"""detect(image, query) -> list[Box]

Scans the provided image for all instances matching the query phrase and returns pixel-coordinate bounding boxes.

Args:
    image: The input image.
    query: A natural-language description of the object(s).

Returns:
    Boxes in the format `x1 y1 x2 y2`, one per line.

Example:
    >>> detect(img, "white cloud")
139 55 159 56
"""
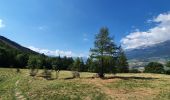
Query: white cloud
121 12 170 49
0 19 5 28
28 46 88 57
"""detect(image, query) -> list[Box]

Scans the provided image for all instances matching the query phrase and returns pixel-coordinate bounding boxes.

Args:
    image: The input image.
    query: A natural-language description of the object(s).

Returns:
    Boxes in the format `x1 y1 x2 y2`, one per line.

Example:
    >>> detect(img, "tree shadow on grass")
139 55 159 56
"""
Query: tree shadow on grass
76 76 159 80
102 76 159 80
61 75 159 80
64 77 75 80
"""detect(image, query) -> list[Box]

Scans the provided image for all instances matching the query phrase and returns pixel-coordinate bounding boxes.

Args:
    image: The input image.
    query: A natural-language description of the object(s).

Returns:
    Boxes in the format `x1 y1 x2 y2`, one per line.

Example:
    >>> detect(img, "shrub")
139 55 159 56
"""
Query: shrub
166 61 170 68
42 69 52 80
129 68 141 73
72 71 80 78
16 68 20 73
30 69 38 77
144 62 164 74
92 74 100 78
165 70 170 75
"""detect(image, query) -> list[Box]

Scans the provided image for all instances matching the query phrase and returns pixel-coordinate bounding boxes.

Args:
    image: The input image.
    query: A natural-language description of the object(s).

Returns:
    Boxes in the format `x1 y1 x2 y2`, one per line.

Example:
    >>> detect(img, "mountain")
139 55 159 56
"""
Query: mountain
0 35 37 54
125 40 170 67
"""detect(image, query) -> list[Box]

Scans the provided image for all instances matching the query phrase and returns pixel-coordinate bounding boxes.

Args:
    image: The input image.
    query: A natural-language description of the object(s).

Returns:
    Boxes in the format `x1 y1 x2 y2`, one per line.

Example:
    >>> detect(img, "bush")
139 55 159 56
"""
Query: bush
166 61 170 68
30 69 38 77
144 62 165 74
42 69 52 80
129 68 141 73
165 70 170 75
92 74 99 78
16 68 20 73
72 71 80 78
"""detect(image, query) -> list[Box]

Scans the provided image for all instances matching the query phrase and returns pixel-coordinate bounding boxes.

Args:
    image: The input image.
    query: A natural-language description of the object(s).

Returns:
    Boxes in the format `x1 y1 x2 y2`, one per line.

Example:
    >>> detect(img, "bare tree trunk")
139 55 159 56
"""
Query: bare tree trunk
98 57 104 78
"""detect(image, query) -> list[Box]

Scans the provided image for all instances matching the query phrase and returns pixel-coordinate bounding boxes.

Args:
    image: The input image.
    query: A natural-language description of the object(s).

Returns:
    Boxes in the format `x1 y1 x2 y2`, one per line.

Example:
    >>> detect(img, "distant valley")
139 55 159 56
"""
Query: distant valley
126 40 170 67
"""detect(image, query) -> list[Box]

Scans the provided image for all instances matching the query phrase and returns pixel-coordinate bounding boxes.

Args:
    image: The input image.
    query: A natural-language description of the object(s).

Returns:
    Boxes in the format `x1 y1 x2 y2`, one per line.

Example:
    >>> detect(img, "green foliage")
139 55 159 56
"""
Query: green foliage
15 53 29 68
71 57 85 72
144 62 165 74
27 55 43 69
165 61 170 75
90 27 117 77
0 36 37 68
51 57 59 70
50 56 74 71
44 57 52 69
90 27 129 77
0 46 18 67
165 70 170 75
129 68 141 73
0 36 74 71
166 61 170 68
27 55 43 76
116 46 129 73
86 58 98 72
62 56 74 70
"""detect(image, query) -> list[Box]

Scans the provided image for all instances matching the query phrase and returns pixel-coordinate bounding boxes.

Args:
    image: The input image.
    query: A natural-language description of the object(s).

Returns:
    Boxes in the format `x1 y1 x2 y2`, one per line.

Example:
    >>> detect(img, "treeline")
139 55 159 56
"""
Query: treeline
0 43 27 67
0 50 128 74
0 49 74 71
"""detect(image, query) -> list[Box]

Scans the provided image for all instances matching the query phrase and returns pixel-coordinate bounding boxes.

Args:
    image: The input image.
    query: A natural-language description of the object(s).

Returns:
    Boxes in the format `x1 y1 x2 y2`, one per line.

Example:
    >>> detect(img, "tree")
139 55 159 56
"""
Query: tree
0 48 9 67
57 55 63 70
44 57 52 70
51 57 60 79
66 57 74 70
116 46 129 73
165 61 170 75
71 57 84 72
61 56 74 70
104 56 117 74
144 62 164 74
15 53 28 68
80 58 86 72
129 68 141 73
15 53 28 73
27 55 43 76
166 61 170 68
70 57 84 78
86 57 94 72
90 27 117 78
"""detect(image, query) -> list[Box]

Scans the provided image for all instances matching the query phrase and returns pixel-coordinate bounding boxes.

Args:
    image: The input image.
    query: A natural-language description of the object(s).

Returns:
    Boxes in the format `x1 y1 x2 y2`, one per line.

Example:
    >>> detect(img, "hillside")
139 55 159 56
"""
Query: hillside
0 35 37 54
0 35 39 67
126 40 170 67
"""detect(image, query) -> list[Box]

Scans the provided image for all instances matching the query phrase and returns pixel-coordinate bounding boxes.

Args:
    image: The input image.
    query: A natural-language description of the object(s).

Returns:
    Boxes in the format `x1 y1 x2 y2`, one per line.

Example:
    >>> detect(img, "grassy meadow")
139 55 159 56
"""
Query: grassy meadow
0 68 170 100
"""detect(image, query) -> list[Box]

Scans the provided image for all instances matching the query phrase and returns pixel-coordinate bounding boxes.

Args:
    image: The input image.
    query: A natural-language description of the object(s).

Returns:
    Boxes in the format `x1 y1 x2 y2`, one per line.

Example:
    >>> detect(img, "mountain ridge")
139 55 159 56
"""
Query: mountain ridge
125 40 170 67
0 35 37 54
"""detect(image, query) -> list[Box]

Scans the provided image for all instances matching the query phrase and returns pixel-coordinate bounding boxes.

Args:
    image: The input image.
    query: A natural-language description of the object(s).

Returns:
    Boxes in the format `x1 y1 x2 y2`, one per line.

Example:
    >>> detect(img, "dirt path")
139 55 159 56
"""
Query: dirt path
15 80 27 100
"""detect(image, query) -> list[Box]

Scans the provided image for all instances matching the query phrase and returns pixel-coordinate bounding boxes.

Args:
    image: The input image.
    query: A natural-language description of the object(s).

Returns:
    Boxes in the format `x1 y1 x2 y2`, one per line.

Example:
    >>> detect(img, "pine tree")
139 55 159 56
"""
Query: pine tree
71 57 84 72
90 27 117 78
116 46 129 73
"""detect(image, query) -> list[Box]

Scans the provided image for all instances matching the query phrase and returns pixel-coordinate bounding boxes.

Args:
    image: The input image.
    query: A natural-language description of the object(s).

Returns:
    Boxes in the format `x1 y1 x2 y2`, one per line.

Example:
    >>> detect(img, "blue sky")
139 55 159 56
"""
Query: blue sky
0 0 170 57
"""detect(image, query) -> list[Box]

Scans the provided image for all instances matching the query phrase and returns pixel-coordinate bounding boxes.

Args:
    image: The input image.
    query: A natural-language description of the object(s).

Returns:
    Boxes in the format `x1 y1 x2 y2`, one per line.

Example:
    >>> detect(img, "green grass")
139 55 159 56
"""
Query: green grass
0 68 170 100
0 68 20 100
